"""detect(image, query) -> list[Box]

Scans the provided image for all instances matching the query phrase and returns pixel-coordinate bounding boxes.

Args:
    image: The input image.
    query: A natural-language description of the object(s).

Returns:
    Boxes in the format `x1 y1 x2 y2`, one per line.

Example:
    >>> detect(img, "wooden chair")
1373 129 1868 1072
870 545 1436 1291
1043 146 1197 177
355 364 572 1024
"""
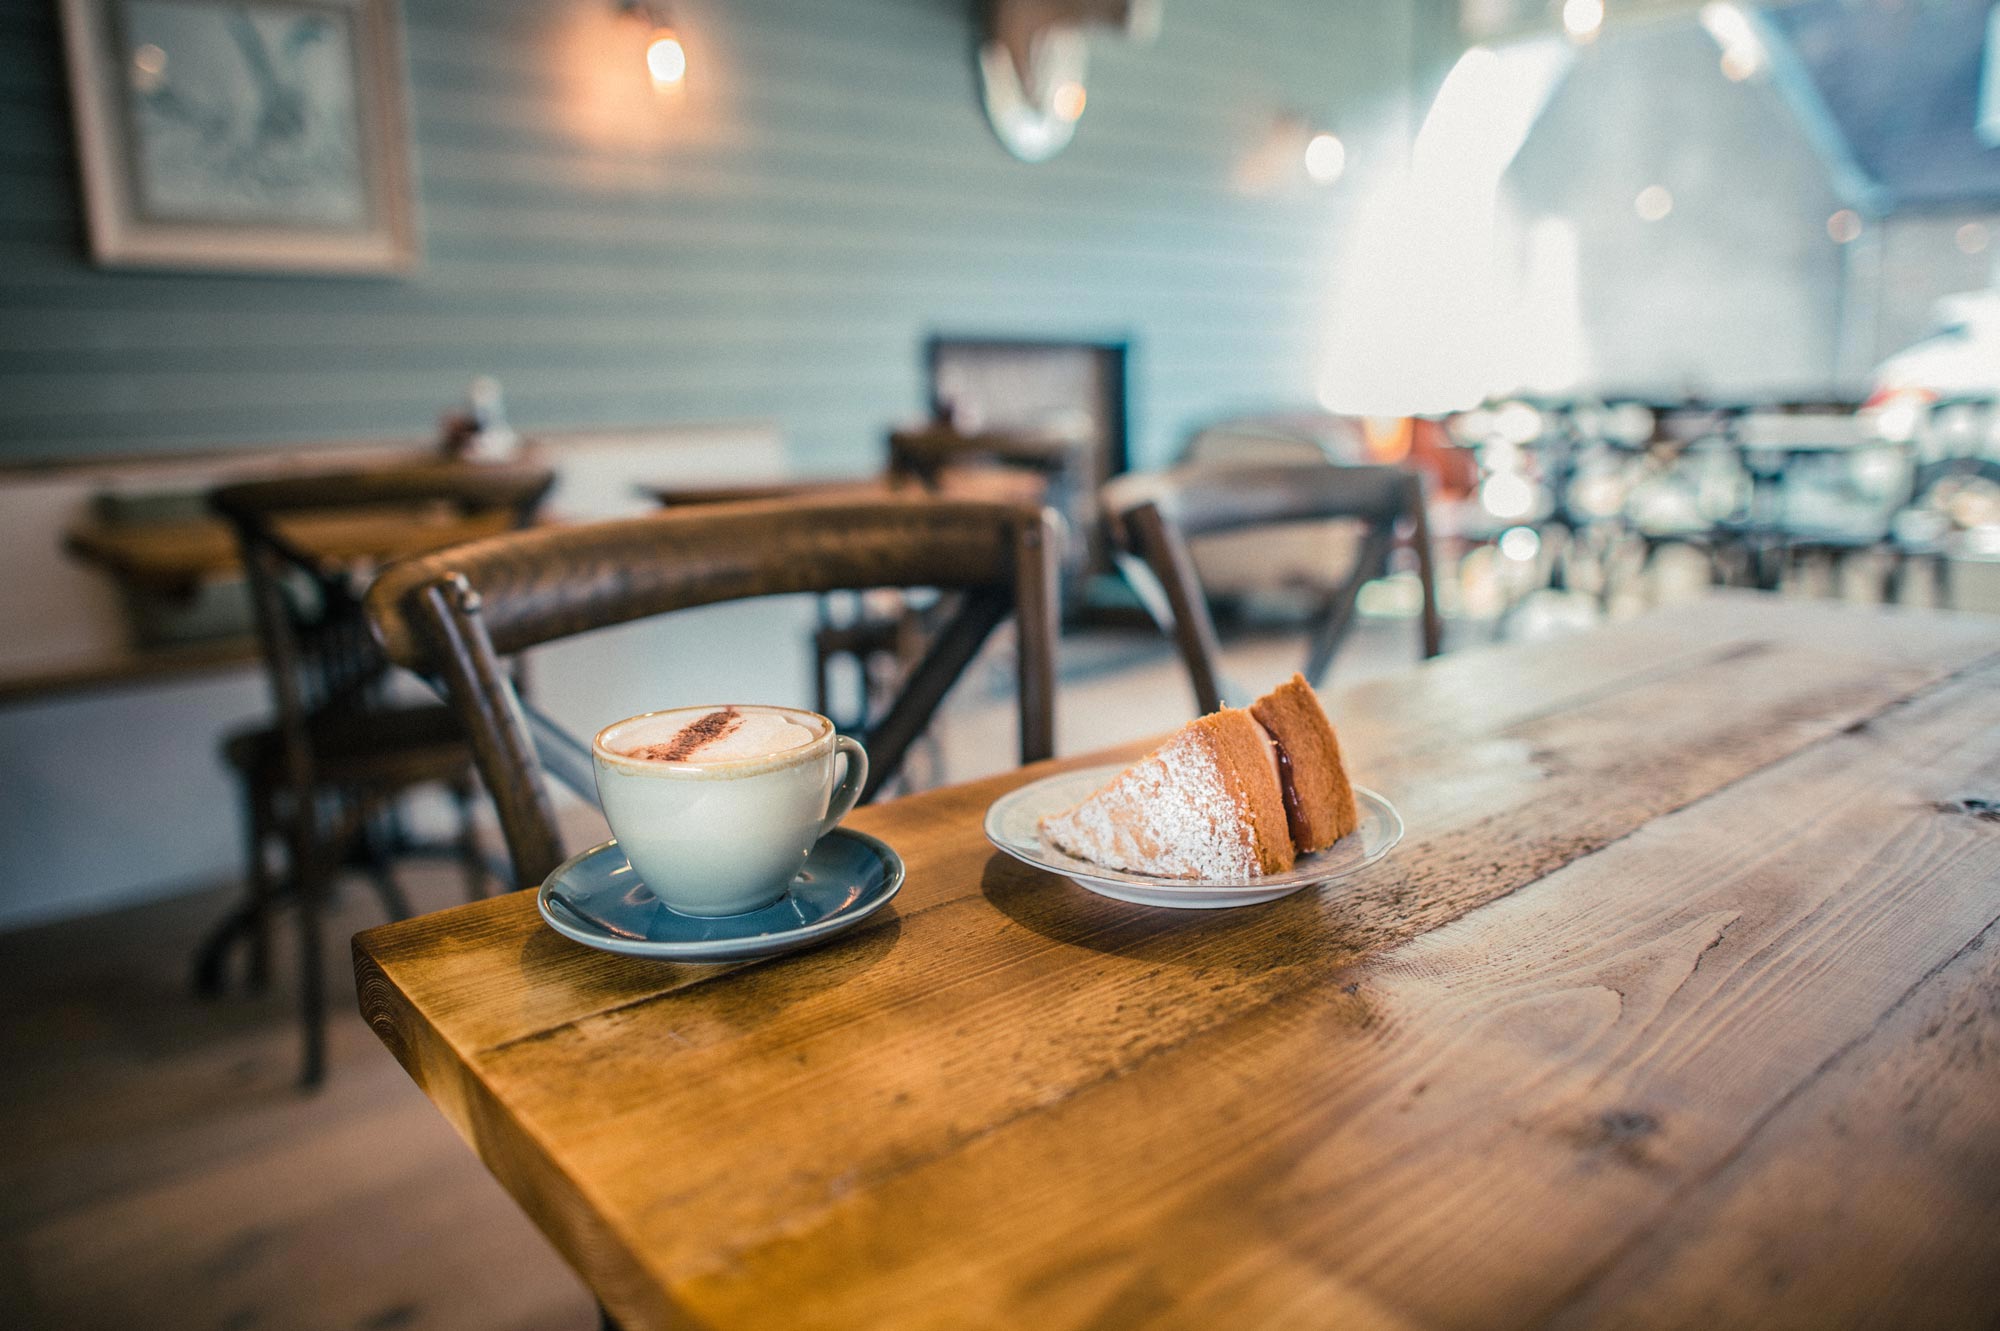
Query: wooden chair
891 423 1098 597
1102 462 1442 715
364 496 1061 893
197 461 554 1087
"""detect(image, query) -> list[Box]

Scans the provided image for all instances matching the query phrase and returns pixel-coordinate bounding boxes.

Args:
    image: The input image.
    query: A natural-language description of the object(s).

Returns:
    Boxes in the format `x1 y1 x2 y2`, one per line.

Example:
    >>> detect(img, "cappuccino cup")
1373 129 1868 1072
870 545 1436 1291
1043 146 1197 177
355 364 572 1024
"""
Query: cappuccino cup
592 705 867 917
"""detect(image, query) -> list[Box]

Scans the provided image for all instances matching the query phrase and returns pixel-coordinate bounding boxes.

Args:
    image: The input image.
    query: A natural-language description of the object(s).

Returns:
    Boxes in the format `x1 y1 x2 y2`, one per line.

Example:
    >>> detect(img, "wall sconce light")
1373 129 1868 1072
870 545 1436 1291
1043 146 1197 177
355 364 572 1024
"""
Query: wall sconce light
1234 114 1348 195
621 0 686 91
1303 131 1346 185
977 0 1161 163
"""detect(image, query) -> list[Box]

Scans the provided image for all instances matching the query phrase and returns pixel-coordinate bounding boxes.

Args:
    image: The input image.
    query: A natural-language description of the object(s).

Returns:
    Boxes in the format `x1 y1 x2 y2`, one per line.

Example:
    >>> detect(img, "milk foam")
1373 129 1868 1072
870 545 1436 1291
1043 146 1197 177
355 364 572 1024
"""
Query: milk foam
691 710 817 760
614 706 819 763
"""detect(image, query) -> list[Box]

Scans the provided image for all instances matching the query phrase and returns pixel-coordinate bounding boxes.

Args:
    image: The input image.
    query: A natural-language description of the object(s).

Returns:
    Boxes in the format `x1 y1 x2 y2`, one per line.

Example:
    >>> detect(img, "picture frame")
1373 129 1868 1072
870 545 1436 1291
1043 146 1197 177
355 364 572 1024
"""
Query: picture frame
58 0 419 275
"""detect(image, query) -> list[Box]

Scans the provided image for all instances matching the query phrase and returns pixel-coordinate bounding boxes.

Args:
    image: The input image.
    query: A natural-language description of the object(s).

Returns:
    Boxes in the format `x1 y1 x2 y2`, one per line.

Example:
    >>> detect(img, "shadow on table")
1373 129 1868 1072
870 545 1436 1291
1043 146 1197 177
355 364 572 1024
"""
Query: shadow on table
511 910 905 1023
977 852 1386 976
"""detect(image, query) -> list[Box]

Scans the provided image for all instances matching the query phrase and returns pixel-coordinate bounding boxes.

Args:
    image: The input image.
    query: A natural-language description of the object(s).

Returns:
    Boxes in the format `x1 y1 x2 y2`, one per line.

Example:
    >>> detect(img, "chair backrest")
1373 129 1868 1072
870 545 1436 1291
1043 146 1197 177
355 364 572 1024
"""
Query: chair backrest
211 461 556 791
1177 411 1372 469
886 423 1083 487
1101 462 1440 715
364 495 1061 889
889 423 1102 593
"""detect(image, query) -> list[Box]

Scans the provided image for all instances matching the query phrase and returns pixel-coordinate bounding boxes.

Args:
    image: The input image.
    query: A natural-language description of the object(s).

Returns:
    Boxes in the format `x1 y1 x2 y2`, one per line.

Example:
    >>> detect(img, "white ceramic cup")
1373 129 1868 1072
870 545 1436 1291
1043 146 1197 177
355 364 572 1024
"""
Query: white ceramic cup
592 705 867 917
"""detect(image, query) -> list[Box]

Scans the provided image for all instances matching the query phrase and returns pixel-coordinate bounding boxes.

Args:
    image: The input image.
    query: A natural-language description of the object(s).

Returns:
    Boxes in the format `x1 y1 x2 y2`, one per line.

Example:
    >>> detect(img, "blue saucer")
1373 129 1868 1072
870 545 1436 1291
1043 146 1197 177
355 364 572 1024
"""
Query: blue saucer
536 827 904 962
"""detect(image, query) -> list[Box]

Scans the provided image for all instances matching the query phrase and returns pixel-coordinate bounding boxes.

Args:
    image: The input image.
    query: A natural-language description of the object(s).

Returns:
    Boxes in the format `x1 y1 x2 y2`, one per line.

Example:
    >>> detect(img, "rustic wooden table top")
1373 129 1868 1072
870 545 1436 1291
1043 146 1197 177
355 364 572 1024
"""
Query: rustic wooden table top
354 594 2000 1331
66 507 519 594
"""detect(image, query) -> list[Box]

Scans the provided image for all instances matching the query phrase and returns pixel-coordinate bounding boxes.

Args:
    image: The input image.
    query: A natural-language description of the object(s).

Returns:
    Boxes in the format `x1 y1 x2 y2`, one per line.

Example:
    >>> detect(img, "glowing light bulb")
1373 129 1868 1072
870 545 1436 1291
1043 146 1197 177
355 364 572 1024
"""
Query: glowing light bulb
1562 0 1604 42
1827 209 1862 244
1052 81 1086 122
646 28 687 88
1303 132 1346 184
1634 185 1673 222
1499 526 1542 562
1481 472 1536 520
1701 3 1767 81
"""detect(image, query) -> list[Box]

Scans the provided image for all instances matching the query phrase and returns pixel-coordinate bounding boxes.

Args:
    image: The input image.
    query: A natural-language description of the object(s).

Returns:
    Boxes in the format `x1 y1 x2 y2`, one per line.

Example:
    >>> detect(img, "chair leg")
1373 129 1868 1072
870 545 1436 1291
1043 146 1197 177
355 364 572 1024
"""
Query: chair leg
1407 493 1444 659
1933 554 1952 609
194 779 279 997
294 852 330 1090
244 786 278 992
357 807 415 922
451 774 486 901
193 900 259 998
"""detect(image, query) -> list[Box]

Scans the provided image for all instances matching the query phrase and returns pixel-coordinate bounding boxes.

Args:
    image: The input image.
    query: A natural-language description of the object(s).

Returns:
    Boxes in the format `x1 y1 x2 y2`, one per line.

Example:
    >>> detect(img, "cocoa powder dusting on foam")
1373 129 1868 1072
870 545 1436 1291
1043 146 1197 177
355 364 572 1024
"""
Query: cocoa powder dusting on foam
631 707 742 762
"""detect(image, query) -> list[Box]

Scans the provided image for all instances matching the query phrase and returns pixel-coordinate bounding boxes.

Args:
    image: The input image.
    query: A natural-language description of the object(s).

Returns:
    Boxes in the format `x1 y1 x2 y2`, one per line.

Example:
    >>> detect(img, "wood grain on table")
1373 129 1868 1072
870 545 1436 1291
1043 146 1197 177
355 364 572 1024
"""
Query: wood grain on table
66 508 519 595
353 594 2000 1331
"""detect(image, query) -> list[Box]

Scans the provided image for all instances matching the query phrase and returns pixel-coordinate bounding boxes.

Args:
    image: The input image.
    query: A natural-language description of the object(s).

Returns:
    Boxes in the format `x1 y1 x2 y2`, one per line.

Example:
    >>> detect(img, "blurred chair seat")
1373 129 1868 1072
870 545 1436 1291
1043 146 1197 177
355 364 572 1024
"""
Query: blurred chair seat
1103 461 1441 715
1170 413 1377 609
220 701 471 787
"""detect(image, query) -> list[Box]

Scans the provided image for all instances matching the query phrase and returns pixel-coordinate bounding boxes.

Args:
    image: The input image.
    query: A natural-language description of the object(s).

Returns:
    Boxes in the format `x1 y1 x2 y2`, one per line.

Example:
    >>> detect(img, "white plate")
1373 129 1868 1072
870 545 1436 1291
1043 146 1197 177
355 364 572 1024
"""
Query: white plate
984 764 1403 909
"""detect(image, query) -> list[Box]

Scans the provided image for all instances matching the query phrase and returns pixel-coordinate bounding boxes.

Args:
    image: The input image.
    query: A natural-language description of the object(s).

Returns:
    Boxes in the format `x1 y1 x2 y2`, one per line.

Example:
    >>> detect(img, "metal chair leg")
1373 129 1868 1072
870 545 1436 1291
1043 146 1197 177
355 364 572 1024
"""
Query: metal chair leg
295 852 330 1090
245 786 281 991
194 778 279 997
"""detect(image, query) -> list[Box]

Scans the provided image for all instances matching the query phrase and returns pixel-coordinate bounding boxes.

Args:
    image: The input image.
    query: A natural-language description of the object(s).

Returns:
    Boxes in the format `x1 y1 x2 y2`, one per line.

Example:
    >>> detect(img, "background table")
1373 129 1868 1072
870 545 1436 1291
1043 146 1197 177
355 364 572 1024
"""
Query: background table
355 593 2000 1330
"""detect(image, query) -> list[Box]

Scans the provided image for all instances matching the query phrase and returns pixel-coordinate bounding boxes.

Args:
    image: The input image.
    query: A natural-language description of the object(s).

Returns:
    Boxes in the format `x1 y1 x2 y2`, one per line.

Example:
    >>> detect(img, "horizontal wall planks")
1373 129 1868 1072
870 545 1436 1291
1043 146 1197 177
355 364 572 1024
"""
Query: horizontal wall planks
0 0 1425 468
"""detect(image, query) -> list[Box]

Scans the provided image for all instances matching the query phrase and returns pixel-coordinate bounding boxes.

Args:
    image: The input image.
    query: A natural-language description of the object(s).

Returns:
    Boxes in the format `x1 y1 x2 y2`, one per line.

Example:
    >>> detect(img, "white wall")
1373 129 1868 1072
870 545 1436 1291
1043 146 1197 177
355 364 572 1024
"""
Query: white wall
1504 20 1850 399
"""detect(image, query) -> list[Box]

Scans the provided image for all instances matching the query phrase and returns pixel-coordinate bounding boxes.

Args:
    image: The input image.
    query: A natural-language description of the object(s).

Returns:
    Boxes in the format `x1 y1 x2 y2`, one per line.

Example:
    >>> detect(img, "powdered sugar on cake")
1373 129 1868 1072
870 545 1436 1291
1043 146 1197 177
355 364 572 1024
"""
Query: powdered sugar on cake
1039 728 1261 879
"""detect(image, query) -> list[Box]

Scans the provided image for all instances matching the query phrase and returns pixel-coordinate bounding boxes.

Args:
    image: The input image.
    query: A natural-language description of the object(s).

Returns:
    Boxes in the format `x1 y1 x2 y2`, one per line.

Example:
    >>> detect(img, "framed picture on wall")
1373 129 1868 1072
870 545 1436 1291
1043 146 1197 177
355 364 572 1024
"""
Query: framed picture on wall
58 0 419 274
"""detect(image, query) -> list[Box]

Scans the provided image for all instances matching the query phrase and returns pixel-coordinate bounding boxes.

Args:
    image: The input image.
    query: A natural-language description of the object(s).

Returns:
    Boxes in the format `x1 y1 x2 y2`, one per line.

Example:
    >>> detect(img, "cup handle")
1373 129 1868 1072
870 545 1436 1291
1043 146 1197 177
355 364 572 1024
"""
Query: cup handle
817 735 868 841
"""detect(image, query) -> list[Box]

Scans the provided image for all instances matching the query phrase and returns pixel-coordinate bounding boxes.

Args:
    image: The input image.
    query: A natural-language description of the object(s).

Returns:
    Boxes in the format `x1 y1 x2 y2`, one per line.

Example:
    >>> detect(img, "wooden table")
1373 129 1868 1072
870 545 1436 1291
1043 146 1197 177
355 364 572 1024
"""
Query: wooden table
354 594 2000 1330
65 507 520 597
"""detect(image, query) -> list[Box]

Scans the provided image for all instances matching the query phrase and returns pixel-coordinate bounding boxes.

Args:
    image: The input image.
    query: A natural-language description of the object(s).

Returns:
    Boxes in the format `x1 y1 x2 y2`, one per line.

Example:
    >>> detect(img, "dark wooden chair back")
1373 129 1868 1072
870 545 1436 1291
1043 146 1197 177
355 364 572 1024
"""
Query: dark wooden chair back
1102 462 1442 714
889 423 1099 597
211 462 557 791
364 496 1061 890
886 423 1083 487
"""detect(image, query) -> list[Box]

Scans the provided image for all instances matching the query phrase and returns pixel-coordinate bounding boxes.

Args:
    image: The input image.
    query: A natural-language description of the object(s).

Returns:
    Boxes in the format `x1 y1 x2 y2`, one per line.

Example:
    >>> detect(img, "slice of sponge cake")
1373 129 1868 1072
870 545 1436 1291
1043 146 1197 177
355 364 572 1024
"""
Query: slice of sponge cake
1038 675 1361 880
1039 709 1294 879
1249 673 1361 852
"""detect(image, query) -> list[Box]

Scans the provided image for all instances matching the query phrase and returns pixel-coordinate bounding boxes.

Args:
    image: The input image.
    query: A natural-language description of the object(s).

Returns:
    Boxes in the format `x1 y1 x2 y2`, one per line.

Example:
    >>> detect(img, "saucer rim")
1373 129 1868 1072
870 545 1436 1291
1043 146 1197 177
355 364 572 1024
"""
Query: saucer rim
536 825 904 961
